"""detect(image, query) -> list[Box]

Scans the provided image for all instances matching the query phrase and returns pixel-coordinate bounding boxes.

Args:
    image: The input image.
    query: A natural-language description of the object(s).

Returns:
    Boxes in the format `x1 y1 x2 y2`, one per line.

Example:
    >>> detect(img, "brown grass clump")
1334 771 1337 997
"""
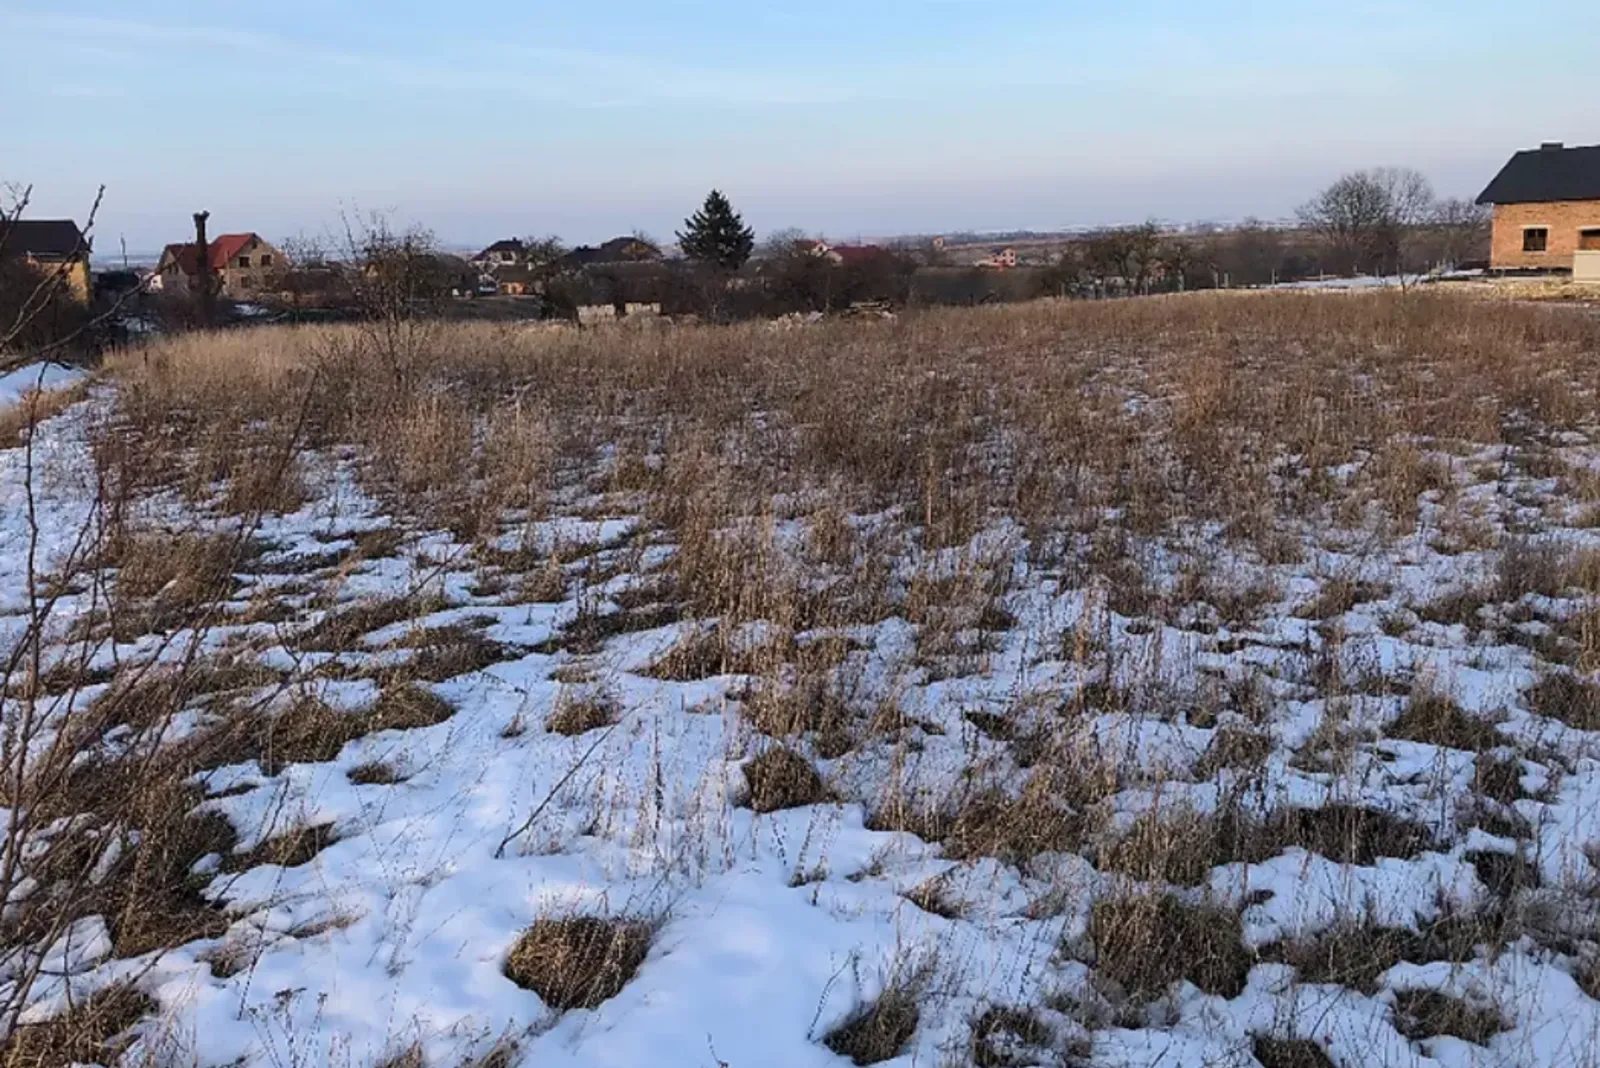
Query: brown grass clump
378 624 513 683
871 775 1081 868
743 675 856 756
0 984 156 1068
1391 989 1507 1045
1090 893 1251 1001
1252 1036 1335 1068
1268 911 1505 994
970 1006 1054 1068
1497 537 1600 601
1096 807 1239 887
253 686 453 774
1193 726 1273 779
255 698 364 773
223 822 339 873
367 684 456 731
1388 690 1507 752
9 765 238 959
822 981 921 1066
347 761 405 785
1269 803 1437 865
545 689 618 736
742 747 829 813
289 595 447 653
502 917 652 1011
1526 670 1600 729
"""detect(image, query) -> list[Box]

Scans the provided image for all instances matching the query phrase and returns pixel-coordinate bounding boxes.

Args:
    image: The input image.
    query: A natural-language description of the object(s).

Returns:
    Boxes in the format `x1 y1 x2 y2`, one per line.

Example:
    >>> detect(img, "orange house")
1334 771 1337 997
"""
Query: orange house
1477 143 1600 271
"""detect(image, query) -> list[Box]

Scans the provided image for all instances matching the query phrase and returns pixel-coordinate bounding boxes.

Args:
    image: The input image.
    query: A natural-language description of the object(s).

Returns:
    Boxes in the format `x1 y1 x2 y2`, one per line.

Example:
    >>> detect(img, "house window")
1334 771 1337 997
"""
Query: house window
1580 229 1600 252
1523 228 1549 253
260 254 273 266
236 255 250 268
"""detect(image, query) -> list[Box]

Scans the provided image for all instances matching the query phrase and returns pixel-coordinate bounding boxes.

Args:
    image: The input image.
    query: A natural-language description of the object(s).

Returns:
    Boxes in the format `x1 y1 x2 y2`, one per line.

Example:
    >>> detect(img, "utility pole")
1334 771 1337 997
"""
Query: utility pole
193 210 215 327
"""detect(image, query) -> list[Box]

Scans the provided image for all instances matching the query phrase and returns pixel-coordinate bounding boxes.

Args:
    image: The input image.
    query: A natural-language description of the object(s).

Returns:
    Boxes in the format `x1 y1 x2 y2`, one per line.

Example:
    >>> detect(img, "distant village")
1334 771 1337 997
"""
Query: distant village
2 142 1597 340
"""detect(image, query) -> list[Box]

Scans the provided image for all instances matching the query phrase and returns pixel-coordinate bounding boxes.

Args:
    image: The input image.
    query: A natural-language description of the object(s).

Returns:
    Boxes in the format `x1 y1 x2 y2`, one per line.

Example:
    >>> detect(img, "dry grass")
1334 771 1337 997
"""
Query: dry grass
1391 989 1508 1045
1388 688 1507 752
0 376 90 449
1252 1036 1335 1068
1089 894 1251 1001
10 289 1600 1059
0 984 155 1068
822 978 921 1066
741 746 829 813
502 917 652 1011
545 688 618 736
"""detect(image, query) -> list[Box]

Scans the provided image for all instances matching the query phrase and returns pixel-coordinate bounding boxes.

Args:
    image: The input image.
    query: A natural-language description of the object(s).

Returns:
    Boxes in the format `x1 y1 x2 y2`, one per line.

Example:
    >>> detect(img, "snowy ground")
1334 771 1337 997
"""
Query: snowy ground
0 361 87 408
9 336 1600 1067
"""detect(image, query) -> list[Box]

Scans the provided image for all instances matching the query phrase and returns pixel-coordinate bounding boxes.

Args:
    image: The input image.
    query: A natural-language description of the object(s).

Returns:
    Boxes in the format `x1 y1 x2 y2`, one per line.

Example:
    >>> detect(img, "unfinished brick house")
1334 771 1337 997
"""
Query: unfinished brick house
1477 142 1600 272
154 232 287 299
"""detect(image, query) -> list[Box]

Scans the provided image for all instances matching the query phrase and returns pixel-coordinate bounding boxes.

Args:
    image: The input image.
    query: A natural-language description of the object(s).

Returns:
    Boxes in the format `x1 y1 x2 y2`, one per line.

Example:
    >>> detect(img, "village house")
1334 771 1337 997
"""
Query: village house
974 247 1018 270
559 236 662 269
1477 142 1600 276
0 219 92 303
472 239 526 268
153 232 287 300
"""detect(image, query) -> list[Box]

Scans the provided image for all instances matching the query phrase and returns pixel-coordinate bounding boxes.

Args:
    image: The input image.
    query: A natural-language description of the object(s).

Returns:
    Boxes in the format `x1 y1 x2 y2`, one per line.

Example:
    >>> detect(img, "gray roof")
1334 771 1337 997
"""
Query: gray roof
1477 144 1600 205
0 219 89 259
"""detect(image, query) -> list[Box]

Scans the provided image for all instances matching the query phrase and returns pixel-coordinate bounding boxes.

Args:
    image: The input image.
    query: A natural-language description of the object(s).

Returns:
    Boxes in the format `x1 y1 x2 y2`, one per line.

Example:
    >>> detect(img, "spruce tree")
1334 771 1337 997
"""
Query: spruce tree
677 190 755 271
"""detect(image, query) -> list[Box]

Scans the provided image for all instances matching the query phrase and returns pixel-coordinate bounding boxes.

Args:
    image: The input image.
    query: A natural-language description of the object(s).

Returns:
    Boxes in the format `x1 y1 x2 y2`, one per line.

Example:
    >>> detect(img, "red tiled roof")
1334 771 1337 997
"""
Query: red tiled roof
160 233 261 274
831 244 886 266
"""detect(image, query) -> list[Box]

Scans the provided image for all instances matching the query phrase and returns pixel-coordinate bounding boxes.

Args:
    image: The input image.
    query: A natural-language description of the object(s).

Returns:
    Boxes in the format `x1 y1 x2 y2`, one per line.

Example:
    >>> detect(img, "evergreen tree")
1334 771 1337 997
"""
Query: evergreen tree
676 190 755 271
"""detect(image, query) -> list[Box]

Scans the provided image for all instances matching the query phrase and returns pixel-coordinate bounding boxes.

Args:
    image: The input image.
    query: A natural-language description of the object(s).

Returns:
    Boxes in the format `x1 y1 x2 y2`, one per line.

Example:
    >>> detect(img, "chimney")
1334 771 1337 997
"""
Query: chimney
1541 141 1565 151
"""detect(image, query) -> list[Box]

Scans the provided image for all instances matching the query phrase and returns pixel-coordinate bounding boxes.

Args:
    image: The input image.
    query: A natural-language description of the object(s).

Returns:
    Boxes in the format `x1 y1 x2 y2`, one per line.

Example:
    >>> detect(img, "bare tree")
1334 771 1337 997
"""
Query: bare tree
1298 167 1435 277
1428 197 1492 270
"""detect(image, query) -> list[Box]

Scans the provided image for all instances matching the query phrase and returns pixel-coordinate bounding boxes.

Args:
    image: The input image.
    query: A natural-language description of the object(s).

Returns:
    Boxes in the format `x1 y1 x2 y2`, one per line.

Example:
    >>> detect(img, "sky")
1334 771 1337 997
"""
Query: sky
4 1 1597 256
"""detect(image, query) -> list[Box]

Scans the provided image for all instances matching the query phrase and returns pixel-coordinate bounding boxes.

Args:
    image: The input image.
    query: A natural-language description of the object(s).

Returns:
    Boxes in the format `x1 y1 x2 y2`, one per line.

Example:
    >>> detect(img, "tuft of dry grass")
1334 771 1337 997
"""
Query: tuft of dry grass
969 1006 1055 1068
1252 1036 1335 1068
1391 989 1507 1045
502 917 652 1011
0 984 155 1068
223 821 339 872
1526 670 1600 729
1388 689 1507 752
1267 910 1507 994
545 688 618 737
1089 893 1251 1001
822 979 921 1066
742 747 829 813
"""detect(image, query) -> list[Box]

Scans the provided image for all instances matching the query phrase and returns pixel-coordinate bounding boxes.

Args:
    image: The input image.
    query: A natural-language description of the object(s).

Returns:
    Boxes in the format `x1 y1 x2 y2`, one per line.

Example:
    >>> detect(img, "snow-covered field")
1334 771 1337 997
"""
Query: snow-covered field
7 294 1600 1067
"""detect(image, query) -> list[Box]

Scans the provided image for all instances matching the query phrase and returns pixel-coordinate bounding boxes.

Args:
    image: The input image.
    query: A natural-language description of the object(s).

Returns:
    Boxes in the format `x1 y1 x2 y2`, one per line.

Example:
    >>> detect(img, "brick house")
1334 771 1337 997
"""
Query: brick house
1477 142 1600 271
0 219 92 303
154 232 287 299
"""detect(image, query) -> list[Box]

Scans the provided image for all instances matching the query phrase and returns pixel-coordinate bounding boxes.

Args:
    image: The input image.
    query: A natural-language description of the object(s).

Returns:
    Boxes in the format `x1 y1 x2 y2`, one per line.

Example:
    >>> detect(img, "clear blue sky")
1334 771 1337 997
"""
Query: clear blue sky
4 1 1595 254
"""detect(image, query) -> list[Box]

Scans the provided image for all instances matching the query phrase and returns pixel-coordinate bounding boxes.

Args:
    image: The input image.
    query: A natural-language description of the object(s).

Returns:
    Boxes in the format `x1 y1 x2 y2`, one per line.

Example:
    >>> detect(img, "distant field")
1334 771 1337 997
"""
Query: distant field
6 292 1600 1066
